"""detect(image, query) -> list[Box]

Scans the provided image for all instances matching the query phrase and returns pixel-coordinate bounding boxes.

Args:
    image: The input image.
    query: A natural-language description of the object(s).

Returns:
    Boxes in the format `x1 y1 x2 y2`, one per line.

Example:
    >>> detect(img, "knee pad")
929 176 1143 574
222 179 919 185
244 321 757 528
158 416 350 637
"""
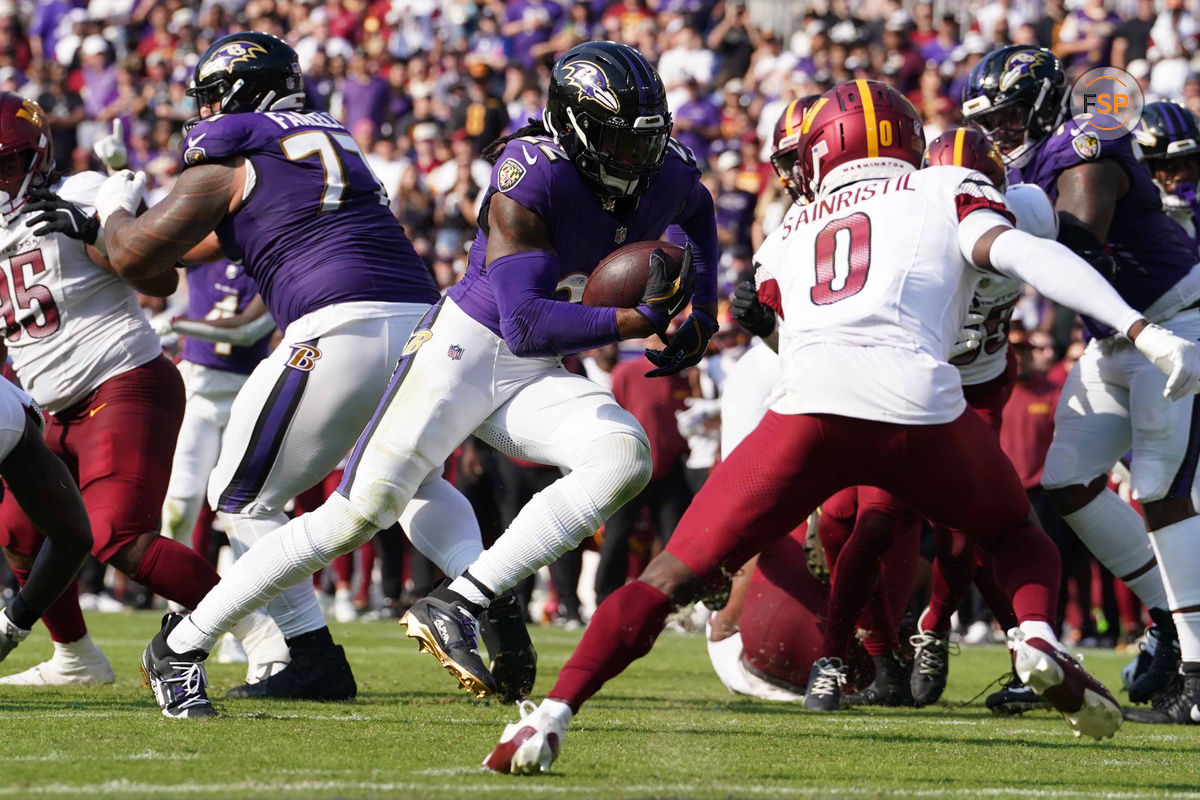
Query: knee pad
302 493 380 564
572 431 652 522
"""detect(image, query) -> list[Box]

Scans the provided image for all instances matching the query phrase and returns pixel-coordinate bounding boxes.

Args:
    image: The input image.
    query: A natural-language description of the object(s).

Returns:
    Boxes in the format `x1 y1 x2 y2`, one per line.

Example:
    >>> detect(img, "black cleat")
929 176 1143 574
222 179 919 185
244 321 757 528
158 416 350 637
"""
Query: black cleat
803 657 847 711
985 674 1050 715
1128 609 1181 704
846 652 915 707
140 613 218 719
1124 673 1200 724
910 629 955 706
225 643 356 700
400 593 497 698
479 594 537 703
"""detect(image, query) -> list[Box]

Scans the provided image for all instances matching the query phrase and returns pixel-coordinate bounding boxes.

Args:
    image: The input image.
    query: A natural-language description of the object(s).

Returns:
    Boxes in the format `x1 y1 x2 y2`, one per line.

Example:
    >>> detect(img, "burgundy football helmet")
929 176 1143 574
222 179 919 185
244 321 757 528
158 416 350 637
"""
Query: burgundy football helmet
771 94 822 203
0 93 53 221
794 80 925 201
923 127 1007 190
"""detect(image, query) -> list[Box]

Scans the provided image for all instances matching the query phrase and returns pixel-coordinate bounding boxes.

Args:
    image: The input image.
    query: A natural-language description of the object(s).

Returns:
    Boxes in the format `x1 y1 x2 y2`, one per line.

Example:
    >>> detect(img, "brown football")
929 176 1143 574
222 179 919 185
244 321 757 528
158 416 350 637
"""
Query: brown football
582 241 685 308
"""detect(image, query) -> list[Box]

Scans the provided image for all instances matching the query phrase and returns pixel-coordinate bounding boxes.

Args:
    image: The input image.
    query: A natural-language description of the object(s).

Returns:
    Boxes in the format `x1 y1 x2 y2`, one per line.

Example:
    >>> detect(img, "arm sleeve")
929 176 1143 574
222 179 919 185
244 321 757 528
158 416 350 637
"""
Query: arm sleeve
675 180 719 306
180 115 252 170
490 250 620 357
982 225 1144 337
171 313 277 346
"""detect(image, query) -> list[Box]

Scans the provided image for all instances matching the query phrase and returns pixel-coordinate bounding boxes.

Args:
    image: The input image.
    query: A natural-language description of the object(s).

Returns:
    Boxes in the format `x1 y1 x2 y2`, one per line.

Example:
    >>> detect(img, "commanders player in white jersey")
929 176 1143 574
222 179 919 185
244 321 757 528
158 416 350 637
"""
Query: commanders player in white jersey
484 80 1200 774
0 93 284 689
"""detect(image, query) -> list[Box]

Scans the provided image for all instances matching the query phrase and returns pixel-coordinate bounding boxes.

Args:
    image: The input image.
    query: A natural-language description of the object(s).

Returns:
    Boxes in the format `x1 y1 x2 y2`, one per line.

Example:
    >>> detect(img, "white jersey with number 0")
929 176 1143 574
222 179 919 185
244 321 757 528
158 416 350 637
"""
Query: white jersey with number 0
954 182 1059 386
1 171 162 413
753 165 1014 425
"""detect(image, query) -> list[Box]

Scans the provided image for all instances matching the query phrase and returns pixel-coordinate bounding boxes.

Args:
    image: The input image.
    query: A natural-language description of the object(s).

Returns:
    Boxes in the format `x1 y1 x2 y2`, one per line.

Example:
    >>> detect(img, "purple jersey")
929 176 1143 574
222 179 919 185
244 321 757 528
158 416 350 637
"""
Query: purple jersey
180 110 438 331
182 260 269 375
448 133 717 339
1010 123 1197 332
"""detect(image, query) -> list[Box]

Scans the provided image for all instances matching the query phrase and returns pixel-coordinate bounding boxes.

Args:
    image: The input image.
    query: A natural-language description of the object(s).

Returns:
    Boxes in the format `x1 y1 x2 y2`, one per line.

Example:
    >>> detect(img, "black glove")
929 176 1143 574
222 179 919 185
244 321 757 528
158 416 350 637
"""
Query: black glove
24 191 100 245
635 243 695 335
644 308 718 377
730 280 775 337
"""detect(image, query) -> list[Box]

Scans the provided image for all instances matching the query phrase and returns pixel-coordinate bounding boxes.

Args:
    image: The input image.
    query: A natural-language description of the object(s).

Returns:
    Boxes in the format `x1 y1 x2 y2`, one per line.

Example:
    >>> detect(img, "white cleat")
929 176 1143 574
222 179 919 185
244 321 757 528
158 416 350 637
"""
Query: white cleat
483 699 572 774
0 637 115 686
1010 630 1122 741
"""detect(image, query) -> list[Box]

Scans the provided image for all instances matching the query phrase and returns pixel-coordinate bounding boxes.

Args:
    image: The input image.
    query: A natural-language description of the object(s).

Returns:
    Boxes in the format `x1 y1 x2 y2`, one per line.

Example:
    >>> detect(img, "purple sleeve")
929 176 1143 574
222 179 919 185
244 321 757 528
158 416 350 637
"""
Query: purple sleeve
674 179 718 306
490 250 620 357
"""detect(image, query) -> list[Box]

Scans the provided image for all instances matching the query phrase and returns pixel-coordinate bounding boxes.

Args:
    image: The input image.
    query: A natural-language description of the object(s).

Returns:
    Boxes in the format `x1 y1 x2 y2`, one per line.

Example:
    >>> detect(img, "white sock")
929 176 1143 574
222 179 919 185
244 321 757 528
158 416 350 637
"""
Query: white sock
53 633 101 659
400 477 484 578
1062 489 1168 608
228 609 291 666
1148 517 1200 662
448 572 492 608
541 697 574 726
465 433 649 597
1018 620 1059 647
170 497 379 649
167 615 217 654
220 511 335 638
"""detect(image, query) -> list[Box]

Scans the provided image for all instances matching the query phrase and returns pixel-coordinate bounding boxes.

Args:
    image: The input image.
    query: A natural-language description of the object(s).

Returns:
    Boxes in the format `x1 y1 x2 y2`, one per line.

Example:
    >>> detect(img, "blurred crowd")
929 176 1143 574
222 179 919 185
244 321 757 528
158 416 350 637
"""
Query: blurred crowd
2 0 1198 645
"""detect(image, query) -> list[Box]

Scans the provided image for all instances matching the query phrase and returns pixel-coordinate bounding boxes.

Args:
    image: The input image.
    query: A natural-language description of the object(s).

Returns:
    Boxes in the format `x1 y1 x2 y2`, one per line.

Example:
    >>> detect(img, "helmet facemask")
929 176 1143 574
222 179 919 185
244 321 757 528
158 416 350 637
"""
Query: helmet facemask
548 105 671 199
0 146 47 224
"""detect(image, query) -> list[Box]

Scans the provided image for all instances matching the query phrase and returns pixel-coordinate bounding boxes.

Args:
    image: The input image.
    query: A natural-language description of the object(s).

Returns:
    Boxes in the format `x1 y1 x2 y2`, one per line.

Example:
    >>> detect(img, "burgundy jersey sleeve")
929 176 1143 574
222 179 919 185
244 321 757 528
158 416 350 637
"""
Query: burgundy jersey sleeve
954 170 1016 225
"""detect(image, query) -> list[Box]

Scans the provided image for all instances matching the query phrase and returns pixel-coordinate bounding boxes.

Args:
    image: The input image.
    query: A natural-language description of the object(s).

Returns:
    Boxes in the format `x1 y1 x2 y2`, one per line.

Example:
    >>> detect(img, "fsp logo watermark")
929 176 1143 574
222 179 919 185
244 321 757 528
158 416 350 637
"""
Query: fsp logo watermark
1069 67 1144 141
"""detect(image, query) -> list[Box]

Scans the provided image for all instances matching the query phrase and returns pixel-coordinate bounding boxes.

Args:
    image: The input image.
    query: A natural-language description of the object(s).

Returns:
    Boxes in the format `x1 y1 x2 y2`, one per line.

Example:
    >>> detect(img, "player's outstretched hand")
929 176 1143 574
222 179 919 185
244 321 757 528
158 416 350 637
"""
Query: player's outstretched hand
636 243 694 335
950 312 985 359
93 119 128 173
95 169 147 226
645 308 717 377
730 280 775 337
24 191 100 245
1134 323 1200 400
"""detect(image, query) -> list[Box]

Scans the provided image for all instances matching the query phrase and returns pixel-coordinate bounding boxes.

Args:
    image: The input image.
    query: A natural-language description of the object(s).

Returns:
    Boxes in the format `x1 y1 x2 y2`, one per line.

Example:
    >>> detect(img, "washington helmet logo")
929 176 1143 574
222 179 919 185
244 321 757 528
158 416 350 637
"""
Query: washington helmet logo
561 61 621 114
999 51 1045 93
15 99 41 126
198 41 269 82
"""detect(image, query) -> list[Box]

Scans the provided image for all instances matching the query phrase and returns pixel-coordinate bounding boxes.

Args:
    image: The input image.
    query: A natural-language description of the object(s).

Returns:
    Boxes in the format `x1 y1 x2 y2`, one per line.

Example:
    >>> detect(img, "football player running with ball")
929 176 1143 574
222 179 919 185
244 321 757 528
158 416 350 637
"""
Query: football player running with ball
484 80 1200 774
124 40 719 706
964 46 1200 720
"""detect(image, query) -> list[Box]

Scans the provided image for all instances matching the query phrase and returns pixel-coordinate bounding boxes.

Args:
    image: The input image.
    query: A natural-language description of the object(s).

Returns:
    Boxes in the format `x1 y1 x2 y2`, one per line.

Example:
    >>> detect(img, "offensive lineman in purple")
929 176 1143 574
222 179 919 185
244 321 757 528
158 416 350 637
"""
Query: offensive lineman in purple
181 261 269 374
1008 122 1198 327
173 109 438 329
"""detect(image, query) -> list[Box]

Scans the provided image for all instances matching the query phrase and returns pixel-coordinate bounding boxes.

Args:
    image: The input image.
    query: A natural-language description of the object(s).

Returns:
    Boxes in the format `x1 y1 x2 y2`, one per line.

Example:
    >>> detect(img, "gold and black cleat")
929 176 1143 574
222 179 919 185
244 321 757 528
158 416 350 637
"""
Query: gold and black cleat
400 596 497 698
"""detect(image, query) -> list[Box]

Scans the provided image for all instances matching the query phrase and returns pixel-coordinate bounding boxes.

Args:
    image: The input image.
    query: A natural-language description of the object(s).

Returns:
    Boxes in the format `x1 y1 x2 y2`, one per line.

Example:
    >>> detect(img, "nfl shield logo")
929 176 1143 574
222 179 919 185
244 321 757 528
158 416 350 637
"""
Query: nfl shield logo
614 226 627 244
447 344 464 360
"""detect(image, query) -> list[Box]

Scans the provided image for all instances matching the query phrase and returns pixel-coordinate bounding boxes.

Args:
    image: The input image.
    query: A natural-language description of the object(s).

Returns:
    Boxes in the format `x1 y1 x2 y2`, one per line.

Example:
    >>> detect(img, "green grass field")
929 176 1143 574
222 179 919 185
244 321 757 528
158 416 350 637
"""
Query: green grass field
1 612 1198 800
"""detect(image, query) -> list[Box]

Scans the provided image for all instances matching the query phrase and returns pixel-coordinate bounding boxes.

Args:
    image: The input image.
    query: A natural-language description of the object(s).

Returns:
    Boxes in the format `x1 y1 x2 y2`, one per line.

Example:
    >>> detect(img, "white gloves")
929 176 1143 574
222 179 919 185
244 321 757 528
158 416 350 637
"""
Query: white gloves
95 169 146 227
151 315 176 337
675 397 719 439
950 312 985 359
93 119 128 172
1134 323 1200 401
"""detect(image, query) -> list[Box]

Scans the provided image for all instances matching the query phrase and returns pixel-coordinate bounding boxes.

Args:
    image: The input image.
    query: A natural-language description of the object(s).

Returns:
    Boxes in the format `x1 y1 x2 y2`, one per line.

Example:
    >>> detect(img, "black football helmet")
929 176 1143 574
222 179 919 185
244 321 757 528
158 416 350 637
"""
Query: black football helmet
1136 100 1200 163
188 32 304 116
543 41 672 200
961 45 1066 168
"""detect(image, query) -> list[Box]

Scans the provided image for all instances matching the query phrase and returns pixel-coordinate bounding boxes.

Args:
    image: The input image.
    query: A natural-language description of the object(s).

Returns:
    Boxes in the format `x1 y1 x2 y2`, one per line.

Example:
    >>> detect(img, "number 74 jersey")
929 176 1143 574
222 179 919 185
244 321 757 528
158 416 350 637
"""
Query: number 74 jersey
753 165 1016 426
180 109 439 332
